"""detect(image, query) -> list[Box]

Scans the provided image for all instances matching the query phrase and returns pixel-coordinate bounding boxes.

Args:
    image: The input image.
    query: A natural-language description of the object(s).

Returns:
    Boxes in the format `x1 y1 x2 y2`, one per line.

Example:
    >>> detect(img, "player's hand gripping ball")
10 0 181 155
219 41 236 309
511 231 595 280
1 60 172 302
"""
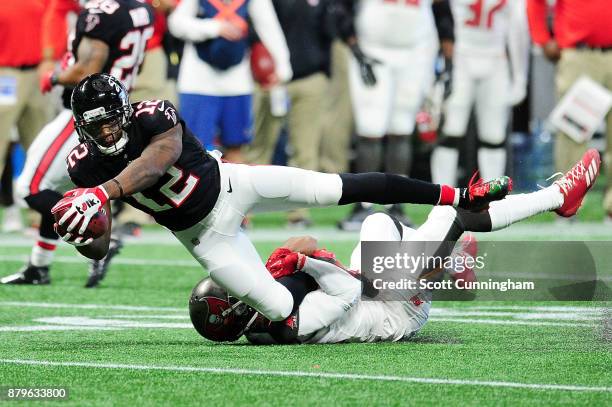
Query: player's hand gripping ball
51 198 109 245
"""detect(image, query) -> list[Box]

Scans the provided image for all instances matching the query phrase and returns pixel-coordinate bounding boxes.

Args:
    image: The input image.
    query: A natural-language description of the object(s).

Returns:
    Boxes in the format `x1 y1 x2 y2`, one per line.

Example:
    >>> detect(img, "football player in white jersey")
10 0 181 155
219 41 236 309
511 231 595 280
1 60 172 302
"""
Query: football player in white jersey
431 0 530 186
190 149 600 344
339 0 440 230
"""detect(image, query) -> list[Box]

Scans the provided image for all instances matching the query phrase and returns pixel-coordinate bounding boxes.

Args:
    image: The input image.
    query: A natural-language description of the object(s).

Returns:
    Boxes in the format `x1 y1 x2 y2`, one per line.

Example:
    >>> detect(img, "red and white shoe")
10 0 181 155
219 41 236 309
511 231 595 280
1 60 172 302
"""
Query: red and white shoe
554 149 601 218
448 233 478 285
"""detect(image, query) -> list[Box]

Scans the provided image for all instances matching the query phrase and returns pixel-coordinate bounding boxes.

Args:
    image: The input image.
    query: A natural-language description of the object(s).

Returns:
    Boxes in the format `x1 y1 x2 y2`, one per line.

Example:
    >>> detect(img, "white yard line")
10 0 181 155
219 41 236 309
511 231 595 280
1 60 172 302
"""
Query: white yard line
429 317 596 327
1 222 611 247
0 359 609 393
0 254 200 268
0 301 183 312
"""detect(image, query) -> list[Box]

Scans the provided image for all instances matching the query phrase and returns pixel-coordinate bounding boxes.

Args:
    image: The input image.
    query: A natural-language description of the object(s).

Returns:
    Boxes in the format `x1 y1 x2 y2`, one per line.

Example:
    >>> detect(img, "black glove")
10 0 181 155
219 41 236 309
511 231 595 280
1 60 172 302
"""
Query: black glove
350 43 379 87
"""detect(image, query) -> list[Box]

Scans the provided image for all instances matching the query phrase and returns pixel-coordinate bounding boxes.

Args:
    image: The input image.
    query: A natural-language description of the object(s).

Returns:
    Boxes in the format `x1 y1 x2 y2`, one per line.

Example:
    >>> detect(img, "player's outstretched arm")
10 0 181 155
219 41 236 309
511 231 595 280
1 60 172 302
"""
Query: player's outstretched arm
57 38 110 87
75 202 113 260
102 124 183 200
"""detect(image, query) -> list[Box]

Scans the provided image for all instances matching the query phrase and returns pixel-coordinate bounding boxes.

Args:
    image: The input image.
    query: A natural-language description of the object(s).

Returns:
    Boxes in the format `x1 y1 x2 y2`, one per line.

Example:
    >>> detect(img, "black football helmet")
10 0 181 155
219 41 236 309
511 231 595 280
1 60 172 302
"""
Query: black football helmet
189 278 257 342
71 73 132 155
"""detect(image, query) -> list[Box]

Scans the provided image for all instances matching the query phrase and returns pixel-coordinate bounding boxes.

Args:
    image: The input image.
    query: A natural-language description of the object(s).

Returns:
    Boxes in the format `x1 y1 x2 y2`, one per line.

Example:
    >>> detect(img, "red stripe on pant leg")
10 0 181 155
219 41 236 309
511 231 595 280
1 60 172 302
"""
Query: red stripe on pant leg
29 119 75 195
36 241 57 251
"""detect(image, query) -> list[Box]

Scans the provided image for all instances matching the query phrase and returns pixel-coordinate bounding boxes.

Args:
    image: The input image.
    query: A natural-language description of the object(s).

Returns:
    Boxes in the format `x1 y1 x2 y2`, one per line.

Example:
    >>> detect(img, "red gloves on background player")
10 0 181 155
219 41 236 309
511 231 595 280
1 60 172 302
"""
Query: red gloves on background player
265 247 348 279
39 71 59 93
265 248 306 279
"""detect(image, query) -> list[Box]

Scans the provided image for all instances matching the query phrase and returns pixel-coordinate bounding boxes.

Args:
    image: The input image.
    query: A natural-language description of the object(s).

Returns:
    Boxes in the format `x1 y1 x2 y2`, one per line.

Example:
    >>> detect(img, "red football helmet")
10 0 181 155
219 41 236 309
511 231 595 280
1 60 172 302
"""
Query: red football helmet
189 278 256 342
250 41 276 87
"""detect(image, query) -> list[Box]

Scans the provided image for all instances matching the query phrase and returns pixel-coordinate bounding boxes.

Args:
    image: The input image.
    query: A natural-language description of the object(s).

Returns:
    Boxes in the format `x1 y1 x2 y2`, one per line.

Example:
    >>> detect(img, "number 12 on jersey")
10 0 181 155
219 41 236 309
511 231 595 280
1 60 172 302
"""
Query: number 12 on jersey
132 166 200 212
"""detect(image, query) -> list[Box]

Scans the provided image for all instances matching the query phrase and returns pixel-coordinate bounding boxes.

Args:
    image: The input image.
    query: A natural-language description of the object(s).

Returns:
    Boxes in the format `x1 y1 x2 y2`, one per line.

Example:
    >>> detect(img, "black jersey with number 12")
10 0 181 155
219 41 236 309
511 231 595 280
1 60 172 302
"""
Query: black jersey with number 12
67 100 222 232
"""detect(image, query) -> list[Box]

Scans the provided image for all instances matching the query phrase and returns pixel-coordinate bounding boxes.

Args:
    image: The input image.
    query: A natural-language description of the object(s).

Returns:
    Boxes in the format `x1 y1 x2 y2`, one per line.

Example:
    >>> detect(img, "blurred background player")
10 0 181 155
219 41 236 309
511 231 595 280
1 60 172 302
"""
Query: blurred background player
1 0 154 286
114 0 178 236
246 0 346 228
0 1 52 231
168 0 292 163
431 0 530 186
338 0 440 231
527 0 612 221
319 40 353 176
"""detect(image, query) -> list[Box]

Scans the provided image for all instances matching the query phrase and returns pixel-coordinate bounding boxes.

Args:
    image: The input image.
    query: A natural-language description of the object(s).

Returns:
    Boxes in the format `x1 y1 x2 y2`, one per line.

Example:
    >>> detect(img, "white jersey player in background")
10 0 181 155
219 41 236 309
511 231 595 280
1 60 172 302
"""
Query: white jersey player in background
431 0 530 186
340 0 440 230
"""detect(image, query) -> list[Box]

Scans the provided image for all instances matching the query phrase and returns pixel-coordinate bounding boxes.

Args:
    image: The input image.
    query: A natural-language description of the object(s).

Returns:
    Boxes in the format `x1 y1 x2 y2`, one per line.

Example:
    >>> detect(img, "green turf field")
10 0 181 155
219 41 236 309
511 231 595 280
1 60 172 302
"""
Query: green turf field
0 217 610 406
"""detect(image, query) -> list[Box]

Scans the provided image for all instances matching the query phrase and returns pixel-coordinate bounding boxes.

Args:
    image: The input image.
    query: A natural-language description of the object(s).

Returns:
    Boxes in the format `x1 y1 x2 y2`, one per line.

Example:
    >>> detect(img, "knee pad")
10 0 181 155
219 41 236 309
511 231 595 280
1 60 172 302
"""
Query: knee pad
283 171 342 206
250 166 342 206
209 264 293 321
360 213 399 241
253 281 293 321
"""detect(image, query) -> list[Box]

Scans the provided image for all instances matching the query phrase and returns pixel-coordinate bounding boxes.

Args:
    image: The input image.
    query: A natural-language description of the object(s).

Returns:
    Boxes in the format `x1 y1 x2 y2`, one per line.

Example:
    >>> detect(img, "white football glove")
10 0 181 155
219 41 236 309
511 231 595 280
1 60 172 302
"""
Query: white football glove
56 229 94 247
53 186 109 235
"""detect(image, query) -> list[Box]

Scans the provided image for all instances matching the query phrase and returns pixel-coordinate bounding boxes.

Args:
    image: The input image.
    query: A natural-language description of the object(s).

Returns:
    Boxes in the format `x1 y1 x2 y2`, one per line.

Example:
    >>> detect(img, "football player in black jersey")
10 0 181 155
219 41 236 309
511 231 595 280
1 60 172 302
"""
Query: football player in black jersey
55 73 511 322
1 0 154 287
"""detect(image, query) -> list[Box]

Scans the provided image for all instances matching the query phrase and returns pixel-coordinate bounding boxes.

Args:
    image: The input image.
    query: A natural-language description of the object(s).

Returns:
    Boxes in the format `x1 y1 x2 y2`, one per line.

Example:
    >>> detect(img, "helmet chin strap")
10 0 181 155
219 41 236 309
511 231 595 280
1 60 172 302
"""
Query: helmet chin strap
96 132 129 156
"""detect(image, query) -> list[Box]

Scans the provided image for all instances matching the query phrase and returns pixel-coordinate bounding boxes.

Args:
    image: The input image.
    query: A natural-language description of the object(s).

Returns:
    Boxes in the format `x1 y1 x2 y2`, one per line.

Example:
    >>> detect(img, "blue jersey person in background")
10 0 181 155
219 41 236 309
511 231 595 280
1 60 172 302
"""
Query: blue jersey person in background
168 0 292 163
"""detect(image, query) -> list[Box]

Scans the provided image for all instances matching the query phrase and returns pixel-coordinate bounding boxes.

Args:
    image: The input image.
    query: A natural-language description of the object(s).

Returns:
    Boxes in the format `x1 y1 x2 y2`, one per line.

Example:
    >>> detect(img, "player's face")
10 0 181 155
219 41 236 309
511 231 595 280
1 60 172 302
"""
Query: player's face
82 117 124 148
98 119 124 147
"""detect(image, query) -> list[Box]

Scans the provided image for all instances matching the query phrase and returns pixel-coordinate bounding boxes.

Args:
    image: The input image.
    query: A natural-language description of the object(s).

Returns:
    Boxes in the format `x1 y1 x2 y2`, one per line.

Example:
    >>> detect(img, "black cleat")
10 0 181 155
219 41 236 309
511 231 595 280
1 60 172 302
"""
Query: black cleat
1 264 50 285
337 203 374 232
85 237 123 288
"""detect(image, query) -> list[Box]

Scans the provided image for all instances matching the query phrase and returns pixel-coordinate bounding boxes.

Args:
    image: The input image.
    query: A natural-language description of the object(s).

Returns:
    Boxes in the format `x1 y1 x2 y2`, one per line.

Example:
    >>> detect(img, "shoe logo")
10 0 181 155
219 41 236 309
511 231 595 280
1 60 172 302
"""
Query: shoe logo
227 178 233 193
76 198 100 214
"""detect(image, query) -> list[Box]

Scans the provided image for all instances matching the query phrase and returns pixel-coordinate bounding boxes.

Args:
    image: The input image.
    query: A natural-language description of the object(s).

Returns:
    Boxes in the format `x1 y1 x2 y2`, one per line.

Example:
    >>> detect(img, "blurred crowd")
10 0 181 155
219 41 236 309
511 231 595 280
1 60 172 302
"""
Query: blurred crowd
1 0 611 234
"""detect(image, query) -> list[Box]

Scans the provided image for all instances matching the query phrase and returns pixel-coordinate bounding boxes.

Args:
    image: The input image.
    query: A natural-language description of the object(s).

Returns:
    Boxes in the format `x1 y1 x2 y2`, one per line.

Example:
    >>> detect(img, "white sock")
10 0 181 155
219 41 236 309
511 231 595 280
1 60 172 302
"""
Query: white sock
431 146 459 185
488 186 564 231
30 239 57 267
478 147 506 181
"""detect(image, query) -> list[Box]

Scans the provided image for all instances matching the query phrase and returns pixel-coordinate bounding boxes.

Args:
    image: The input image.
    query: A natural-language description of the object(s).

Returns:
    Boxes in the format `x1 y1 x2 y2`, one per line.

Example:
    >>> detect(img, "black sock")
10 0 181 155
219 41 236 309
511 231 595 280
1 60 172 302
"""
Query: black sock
455 207 493 232
385 135 411 175
338 173 442 206
24 190 63 240
356 137 382 173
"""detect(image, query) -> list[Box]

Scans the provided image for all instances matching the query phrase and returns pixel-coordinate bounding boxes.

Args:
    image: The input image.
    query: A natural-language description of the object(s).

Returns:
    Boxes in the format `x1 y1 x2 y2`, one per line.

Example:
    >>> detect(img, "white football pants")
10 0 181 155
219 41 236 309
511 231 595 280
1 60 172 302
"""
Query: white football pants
174 161 343 321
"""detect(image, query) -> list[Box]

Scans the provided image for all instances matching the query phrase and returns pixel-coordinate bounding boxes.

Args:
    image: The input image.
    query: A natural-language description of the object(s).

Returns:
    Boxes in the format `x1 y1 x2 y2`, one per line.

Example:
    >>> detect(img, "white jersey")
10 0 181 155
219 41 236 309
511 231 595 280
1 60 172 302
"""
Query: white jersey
355 0 436 49
168 0 291 96
304 296 430 344
451 0 527 57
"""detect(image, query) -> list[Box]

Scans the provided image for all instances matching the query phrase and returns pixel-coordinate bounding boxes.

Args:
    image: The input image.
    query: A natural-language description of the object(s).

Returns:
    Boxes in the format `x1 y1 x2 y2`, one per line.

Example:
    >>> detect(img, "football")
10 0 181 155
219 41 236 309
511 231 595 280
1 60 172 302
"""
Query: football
53 207 109 240
250 41 276 87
